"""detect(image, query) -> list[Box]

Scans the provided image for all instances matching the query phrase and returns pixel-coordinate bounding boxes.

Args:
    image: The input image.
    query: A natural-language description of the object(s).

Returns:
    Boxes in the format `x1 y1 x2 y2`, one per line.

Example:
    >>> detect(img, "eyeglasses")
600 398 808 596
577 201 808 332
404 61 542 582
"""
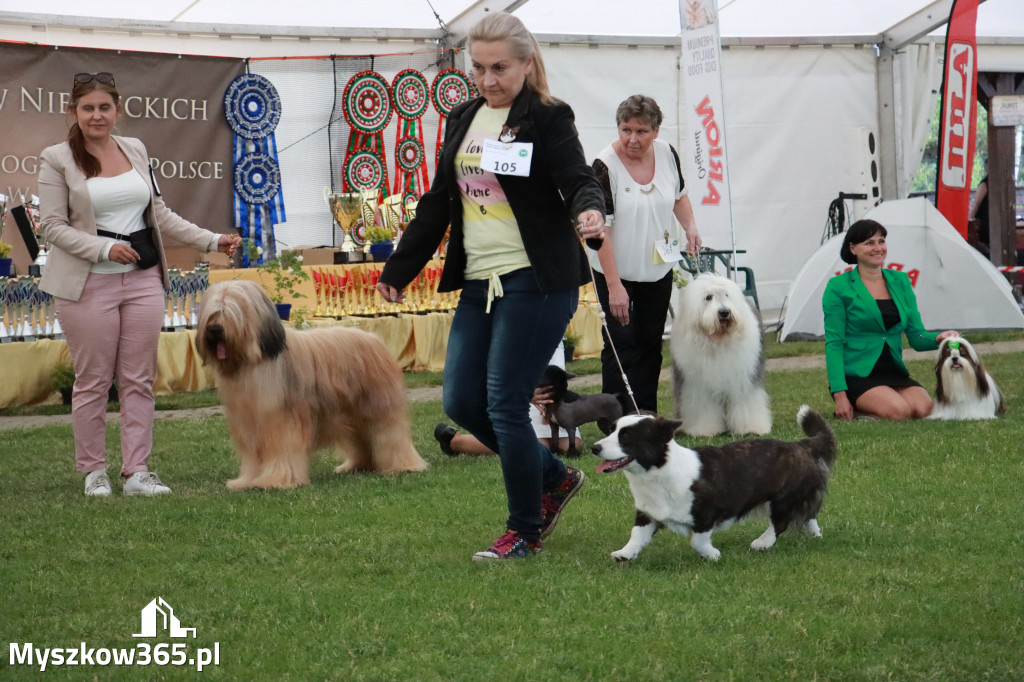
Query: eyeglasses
73 72 115 86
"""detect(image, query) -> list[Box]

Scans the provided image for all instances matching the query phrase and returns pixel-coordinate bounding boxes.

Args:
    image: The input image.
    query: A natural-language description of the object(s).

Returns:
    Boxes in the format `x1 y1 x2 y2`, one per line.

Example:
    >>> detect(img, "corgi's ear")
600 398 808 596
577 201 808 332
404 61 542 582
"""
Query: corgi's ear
652 417 682 442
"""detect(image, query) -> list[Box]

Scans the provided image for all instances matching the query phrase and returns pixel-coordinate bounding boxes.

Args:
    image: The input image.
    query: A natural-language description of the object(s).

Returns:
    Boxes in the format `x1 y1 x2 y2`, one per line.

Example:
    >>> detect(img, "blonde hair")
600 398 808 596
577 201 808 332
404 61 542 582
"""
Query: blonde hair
468 12 551 103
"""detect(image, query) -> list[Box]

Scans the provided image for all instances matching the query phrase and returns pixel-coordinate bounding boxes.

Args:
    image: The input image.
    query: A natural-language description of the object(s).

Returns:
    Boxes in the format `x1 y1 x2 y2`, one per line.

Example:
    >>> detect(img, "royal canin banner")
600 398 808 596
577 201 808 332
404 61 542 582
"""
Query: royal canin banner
935 0 980 239
677 0 733 245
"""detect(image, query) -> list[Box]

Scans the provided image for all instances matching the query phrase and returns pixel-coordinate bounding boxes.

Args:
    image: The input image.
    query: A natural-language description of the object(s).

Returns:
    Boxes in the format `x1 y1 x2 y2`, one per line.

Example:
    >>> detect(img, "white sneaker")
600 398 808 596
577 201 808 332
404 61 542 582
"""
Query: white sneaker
84 470 112 497
122 471 172 496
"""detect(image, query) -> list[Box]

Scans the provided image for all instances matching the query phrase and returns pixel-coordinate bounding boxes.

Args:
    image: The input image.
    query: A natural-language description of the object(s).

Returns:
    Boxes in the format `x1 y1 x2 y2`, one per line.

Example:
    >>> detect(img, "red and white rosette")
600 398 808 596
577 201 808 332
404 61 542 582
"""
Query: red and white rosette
431 68 475 165
341 71 393 195
391 69 431 207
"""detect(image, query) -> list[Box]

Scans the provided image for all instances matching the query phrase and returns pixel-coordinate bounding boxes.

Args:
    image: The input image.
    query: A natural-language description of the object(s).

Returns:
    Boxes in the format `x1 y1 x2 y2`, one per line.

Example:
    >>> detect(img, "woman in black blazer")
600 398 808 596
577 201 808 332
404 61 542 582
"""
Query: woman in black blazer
377 12 605 562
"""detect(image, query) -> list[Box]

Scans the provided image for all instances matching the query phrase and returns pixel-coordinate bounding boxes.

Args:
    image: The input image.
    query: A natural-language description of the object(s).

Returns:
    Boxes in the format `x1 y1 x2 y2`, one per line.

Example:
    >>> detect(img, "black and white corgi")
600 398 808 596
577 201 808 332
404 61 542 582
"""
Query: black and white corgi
592 406 836 562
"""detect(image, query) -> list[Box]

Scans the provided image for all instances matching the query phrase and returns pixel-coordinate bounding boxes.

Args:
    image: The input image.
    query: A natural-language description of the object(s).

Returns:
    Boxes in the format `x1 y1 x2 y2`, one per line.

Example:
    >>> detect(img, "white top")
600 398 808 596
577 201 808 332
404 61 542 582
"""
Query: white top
587 138 686 283
86 169 150 274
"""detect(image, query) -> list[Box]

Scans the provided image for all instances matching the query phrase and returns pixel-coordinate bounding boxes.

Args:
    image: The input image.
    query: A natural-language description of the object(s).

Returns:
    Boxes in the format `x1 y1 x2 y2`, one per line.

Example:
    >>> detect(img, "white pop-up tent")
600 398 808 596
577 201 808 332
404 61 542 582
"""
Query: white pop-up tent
779 197 1024 340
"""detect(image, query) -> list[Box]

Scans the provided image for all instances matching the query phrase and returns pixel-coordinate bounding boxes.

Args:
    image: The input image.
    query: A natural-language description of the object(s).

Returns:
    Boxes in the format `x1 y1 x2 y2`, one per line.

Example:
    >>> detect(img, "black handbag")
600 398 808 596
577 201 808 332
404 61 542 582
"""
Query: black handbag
97 228 160 270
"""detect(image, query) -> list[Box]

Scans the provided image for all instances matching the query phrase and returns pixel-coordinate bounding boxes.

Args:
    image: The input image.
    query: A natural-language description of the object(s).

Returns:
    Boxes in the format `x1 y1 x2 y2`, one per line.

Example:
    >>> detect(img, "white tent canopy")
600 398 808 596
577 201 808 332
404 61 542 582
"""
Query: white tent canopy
779 197 1024 341
2 0 1023 310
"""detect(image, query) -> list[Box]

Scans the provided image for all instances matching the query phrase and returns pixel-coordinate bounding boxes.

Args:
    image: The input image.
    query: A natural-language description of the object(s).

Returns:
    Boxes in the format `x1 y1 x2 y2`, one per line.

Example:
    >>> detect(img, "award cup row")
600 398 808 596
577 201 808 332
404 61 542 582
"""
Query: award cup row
162 268 211 331
0 269 213 343
0 276 61 343
311 265 456 317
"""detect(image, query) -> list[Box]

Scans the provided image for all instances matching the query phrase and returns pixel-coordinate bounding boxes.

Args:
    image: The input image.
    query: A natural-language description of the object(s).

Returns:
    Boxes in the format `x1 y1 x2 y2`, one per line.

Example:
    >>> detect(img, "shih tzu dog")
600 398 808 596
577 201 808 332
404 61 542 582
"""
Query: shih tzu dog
930 337 1006 421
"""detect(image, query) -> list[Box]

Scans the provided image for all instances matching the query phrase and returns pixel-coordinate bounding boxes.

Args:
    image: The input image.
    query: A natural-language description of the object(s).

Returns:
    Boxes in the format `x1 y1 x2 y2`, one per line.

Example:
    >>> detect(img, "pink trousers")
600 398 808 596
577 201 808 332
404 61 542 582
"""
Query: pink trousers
55 268 166 476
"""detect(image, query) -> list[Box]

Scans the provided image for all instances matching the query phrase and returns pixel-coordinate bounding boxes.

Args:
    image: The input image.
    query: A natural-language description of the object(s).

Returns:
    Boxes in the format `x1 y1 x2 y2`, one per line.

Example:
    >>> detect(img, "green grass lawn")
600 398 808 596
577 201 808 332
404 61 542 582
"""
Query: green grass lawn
2 354 1022 680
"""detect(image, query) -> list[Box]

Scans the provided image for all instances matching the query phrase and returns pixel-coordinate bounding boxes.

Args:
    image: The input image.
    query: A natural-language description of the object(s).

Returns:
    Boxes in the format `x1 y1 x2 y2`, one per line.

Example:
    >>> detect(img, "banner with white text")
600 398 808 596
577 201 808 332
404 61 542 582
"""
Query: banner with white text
0 42 244 267
677 0 734 247
935 0 980 239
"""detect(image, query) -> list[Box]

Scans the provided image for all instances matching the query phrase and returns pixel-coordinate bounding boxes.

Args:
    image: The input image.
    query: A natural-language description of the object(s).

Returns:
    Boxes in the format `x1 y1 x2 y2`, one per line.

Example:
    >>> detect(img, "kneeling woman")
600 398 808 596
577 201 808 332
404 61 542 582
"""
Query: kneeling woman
823 219 958 420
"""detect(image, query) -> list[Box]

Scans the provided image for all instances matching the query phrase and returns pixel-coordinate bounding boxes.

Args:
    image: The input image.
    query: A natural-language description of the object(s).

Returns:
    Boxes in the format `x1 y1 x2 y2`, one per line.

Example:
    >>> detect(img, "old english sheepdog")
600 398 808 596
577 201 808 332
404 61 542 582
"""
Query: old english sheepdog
670 273 771 436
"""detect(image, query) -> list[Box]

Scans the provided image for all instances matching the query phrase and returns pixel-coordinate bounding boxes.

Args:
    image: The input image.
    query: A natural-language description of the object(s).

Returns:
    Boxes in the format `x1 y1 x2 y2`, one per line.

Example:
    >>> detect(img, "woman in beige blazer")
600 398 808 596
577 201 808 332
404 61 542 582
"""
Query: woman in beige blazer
38 72 240 497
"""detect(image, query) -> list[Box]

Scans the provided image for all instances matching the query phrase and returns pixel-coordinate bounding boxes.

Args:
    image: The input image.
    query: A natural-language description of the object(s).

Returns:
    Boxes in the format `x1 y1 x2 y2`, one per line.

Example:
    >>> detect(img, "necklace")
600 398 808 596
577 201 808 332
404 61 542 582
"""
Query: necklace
639 182 656 195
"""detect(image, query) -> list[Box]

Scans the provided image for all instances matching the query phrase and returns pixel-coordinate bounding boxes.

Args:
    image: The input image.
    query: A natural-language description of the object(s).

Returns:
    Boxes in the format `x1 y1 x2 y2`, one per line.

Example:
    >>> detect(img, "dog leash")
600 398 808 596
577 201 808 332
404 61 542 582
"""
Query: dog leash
575 227 641 415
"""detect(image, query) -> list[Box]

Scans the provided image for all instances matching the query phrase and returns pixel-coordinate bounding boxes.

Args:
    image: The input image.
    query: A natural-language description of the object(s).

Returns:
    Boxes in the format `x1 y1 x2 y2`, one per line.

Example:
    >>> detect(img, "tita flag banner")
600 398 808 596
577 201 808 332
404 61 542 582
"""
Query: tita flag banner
677 0 733 245
936 0 981 239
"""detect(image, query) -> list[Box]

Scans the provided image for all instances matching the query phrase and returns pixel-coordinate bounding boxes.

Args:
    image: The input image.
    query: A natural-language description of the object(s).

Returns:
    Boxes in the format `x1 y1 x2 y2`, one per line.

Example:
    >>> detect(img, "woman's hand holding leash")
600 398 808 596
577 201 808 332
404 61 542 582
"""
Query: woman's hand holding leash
576 209 605 249
218 234 242 257
683 224 702 254
376 282 405 304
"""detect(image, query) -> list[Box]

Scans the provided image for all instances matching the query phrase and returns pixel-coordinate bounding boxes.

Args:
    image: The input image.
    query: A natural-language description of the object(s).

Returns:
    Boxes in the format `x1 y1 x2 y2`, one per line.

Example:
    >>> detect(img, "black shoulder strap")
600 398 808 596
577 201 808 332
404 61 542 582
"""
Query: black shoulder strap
149 166 162 197
668 144 684 194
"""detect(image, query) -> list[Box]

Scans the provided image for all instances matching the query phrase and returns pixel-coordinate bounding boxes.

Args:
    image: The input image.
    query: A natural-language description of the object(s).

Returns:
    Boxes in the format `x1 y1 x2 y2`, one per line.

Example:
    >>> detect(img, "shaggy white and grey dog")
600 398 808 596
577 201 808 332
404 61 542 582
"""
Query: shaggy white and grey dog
670 273 771 436
929 337 1006 420
196 280 427 489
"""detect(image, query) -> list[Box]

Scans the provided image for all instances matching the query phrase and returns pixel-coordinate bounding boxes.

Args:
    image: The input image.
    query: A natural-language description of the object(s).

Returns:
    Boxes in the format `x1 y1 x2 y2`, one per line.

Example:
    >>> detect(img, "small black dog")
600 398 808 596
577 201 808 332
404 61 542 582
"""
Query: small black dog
538 365 623 458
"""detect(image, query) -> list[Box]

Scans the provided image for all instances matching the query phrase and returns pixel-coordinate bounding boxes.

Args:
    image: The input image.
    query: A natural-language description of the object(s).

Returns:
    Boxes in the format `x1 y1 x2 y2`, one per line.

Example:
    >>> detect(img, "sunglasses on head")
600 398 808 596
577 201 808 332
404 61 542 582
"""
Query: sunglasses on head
73 72 115 86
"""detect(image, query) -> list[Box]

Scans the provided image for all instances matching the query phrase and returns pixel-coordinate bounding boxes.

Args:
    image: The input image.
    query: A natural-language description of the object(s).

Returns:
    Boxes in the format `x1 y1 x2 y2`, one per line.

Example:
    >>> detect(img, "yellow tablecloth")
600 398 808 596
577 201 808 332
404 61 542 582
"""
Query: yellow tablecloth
0 291 604 408
0 330 218 409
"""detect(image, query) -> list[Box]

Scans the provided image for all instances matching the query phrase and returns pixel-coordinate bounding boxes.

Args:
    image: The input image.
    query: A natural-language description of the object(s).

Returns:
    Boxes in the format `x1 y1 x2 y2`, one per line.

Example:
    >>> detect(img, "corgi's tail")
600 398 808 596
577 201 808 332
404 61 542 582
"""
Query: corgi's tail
797 405 837 467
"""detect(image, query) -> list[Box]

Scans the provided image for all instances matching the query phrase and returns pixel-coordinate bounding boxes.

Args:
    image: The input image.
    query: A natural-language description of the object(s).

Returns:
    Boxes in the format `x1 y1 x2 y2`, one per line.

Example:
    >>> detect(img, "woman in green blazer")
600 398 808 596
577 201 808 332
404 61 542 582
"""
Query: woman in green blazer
823 219 959 420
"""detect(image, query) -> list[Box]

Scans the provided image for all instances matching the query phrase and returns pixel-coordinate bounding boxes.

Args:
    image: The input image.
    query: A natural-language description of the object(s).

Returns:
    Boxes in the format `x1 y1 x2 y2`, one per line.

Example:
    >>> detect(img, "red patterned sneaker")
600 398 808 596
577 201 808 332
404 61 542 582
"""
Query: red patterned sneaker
472 529 542 562
539 466 586 540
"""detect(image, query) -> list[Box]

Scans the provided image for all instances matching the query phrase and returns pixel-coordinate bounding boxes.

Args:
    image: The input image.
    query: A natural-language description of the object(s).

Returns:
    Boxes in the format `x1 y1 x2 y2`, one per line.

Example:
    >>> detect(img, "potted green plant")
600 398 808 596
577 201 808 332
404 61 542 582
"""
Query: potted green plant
50 363 118 404
290 305 312 330
0 240 13 278
563 328 582 363
244 242 310 320
366 226 395 262
50 363 76 405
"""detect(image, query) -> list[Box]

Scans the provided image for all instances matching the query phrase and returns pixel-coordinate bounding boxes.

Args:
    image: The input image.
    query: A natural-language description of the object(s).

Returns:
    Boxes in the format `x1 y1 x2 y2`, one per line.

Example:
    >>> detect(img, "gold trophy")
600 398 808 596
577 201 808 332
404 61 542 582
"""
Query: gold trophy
323 188 364 264
312 269 323 316
382 194 404 236
358 189 381 259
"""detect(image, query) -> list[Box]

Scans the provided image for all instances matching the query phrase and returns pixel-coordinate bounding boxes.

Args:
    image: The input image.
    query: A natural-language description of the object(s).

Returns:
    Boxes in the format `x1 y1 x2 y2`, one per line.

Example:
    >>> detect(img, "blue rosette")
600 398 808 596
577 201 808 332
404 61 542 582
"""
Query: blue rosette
225 73 286 266
224 73 282 140
234 152 281 206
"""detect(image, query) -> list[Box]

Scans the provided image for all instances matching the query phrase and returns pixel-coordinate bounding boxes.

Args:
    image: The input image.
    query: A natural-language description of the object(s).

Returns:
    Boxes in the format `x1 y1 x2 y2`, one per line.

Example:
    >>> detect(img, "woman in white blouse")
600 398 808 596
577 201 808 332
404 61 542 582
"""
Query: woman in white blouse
38 71 240 497
590 95 701 414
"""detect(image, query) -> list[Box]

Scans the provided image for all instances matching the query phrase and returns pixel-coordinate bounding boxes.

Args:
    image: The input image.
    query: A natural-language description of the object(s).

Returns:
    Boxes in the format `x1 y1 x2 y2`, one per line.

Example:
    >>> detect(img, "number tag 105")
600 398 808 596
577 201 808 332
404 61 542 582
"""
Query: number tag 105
481 139 533 177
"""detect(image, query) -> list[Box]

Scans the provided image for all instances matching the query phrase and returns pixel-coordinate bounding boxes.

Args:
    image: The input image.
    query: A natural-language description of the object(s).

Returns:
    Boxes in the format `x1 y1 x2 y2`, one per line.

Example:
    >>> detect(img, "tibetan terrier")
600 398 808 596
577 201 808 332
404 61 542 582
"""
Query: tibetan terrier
592 406 836 562
670 273 771 436
930 337 1006 420
196 280 427 489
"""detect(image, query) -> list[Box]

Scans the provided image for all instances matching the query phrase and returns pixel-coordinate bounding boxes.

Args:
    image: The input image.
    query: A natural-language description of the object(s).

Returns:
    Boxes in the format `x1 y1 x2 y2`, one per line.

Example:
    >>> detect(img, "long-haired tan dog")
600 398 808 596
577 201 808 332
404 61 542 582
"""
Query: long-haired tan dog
196 280 427 489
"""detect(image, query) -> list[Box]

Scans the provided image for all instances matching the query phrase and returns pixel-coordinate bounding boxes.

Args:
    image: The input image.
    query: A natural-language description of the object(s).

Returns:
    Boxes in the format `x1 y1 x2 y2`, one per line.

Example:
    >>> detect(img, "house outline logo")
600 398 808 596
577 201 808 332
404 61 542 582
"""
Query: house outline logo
132 597 196 639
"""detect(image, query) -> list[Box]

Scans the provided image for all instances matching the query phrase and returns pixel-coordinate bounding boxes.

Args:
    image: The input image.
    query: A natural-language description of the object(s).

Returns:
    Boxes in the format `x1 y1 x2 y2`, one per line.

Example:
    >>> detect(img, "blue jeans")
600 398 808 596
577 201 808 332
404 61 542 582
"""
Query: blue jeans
443 269 578 542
